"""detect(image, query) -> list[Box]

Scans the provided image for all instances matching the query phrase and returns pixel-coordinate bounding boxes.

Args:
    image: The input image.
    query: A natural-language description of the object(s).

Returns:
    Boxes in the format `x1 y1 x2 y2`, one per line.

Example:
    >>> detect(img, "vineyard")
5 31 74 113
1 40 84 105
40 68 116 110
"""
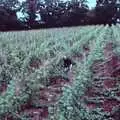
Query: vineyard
0 25 120 120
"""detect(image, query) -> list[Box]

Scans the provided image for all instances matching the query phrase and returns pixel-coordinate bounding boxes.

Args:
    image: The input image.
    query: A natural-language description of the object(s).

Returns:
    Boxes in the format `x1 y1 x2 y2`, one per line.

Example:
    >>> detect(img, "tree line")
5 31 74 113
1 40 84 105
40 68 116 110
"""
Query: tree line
0 0 120 31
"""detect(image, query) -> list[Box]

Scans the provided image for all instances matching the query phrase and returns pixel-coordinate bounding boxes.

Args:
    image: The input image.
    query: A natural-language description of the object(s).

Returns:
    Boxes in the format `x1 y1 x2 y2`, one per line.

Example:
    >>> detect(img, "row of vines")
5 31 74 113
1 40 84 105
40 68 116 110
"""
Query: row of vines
0 25 120 119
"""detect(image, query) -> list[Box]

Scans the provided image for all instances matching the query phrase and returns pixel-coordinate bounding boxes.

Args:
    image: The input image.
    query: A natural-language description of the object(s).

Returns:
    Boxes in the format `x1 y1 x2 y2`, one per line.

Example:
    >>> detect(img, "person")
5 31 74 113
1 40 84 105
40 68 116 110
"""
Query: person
63 56 75 72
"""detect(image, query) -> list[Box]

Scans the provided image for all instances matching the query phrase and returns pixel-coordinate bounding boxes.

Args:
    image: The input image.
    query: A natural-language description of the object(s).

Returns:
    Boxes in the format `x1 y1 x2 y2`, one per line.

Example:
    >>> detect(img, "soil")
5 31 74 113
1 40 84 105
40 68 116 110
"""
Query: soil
1 42 120 119
82 43 120 119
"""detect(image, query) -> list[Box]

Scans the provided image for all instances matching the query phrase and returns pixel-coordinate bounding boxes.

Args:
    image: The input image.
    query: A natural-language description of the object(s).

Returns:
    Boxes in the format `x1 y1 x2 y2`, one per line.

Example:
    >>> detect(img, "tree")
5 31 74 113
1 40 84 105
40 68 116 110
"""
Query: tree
39 0 89 27
0 6 21 30
95 0 117 26
68 0 89 25
0 0 20 10
27 0 37 27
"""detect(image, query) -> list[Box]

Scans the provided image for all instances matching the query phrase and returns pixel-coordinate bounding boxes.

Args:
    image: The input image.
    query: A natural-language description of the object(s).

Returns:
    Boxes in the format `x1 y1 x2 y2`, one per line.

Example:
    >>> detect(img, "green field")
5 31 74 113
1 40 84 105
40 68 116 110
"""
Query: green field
0 25 120 120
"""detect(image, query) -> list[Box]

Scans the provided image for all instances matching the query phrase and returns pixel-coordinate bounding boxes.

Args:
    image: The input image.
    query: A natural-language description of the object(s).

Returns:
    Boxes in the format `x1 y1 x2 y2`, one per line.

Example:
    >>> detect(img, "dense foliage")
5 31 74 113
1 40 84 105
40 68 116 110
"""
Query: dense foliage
0 0 120 30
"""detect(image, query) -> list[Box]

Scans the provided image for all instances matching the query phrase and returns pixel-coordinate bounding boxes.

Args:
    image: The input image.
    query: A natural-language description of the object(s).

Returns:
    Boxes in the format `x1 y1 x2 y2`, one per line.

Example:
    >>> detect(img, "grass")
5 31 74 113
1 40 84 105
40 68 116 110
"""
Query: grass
0 25 120 120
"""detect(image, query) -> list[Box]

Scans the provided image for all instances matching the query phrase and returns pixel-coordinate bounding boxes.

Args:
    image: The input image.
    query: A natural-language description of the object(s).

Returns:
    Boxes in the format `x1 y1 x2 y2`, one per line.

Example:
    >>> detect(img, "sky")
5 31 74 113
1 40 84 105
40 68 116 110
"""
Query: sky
88 0 96 8
18 0 96 8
